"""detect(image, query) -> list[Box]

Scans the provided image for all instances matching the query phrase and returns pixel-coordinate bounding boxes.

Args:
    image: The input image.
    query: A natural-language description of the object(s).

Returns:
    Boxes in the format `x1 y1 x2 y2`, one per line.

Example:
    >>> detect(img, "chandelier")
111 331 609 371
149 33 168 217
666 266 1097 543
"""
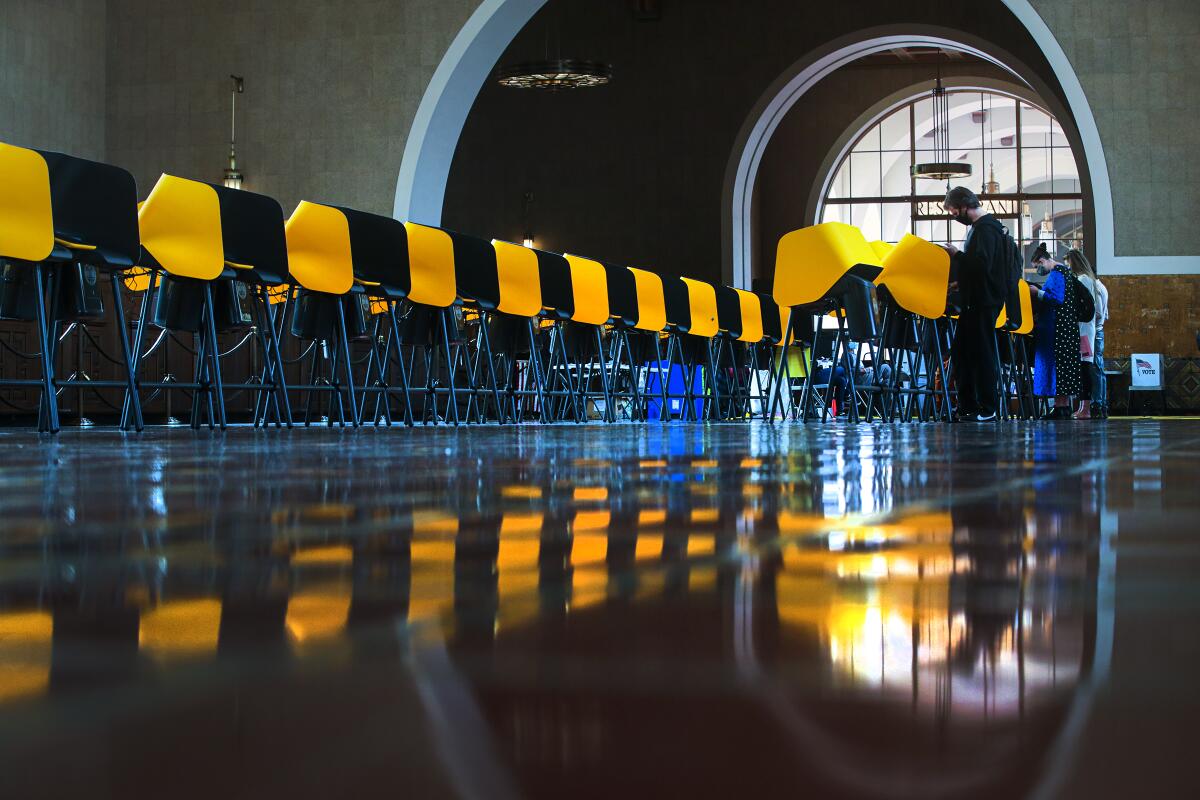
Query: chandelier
497 59 611 90
911 56 972 183
496 4 610 91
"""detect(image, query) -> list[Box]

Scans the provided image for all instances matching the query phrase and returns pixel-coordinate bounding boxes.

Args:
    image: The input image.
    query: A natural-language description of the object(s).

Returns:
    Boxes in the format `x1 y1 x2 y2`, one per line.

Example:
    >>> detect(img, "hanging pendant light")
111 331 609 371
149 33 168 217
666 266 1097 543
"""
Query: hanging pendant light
223 75 244 190
984 164 1001 195
911 53 972 183
982 93 1000 194
496 3 611 91
497 60 611 90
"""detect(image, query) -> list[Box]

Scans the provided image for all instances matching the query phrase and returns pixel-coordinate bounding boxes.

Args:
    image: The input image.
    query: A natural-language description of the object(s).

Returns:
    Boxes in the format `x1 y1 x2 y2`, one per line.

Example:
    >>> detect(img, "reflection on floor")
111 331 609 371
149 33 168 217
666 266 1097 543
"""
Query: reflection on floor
0 421 1197 799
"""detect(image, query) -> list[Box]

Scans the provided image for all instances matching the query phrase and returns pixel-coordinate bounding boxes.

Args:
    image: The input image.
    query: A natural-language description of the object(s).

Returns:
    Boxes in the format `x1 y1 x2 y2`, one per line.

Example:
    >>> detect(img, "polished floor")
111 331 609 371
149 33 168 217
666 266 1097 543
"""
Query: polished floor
0 420 1197 799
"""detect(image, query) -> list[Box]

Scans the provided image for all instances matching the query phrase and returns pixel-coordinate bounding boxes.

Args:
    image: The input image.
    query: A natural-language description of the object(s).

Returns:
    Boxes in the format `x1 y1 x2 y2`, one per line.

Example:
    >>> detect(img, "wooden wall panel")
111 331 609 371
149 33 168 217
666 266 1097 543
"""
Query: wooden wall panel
1103 276 1200 358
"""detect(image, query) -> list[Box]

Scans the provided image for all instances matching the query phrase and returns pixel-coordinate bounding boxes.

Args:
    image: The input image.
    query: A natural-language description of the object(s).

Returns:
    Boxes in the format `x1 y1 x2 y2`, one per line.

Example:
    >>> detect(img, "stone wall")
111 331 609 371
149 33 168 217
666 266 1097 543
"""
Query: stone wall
0 0 107 159
1028 0 1200 258
1104 275 1200 357
104 0 478 213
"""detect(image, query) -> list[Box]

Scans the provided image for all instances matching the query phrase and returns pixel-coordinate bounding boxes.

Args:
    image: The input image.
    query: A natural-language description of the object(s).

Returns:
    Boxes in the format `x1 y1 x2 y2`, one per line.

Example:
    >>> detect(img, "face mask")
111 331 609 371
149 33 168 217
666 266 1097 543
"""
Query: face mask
1036 262 1051 276
952 210 972 226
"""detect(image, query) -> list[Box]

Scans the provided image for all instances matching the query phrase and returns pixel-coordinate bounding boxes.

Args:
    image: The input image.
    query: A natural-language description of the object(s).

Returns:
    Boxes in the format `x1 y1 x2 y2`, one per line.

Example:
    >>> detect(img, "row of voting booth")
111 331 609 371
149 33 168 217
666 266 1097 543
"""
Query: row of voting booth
0 141 1042 433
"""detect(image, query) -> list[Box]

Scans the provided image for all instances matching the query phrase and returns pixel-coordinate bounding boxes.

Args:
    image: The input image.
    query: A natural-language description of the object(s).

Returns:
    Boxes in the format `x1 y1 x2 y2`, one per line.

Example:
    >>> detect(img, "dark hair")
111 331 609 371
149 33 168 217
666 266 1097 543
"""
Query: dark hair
943 186 981 210
1032 242 1052 263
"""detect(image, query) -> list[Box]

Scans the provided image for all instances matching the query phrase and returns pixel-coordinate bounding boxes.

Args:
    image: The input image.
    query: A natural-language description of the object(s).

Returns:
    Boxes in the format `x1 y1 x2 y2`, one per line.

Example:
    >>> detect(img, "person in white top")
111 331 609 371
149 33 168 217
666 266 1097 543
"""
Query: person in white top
1092 274 1110 416
1066 249 1105 419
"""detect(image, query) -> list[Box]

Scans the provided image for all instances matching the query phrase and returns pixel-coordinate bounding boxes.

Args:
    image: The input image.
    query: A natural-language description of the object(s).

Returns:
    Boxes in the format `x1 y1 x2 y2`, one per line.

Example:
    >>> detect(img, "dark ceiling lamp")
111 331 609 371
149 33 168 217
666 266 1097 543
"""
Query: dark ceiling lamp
496 2 611 91
911 53 972 184
496 59 611 90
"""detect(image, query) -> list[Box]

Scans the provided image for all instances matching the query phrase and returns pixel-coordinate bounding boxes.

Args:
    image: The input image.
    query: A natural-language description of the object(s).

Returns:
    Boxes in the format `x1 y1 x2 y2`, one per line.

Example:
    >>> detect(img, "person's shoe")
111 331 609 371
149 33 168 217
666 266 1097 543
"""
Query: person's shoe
975 412 998 422
1042 407 1069 420
955 409 978 422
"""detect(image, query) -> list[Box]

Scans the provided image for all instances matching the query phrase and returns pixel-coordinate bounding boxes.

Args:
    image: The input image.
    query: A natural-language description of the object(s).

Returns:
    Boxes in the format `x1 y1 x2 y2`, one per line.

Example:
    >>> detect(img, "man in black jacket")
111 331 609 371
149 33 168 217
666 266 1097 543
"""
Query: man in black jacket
942 186 1010 422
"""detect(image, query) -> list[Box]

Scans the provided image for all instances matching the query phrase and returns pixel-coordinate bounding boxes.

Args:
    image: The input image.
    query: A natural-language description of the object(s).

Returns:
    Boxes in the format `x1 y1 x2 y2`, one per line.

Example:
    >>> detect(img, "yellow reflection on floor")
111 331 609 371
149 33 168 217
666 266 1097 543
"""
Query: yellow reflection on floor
286 587 352 644
0 610 52 704
497 533 541 631
292 544 354 566
140 599 222 661
409 540 456 625
635 534 663 561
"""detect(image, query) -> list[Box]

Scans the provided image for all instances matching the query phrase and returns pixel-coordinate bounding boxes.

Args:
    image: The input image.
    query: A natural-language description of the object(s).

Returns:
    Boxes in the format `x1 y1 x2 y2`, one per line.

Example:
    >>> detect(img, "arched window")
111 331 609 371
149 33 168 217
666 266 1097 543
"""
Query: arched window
820 89 1083 267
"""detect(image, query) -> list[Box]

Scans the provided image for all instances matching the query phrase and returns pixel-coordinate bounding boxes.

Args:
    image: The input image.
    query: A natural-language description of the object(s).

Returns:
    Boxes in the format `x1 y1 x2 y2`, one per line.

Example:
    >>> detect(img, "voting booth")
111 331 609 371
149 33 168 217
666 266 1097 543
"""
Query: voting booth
1129 353 1165 415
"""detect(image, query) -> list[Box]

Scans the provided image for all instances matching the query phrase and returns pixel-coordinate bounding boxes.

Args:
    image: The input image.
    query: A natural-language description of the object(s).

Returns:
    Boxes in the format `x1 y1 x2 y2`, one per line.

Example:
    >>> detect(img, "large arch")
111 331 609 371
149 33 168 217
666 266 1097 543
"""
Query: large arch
392 0 547 226
396 0 1197 281
802 76 1060 232
721 25 1095 288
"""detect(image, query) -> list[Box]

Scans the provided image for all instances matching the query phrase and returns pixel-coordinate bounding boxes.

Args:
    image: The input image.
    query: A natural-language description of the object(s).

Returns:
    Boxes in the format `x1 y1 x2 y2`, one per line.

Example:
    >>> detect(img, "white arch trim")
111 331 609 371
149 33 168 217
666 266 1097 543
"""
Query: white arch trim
396 0 1196 277
726 7 1199 284
393 0 547 226
722 29 1035 288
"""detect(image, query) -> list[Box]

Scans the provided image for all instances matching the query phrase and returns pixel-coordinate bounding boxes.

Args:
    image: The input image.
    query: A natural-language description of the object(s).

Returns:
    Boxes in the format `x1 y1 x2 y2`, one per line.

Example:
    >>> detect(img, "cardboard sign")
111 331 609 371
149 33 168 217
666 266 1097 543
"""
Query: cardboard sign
1131 353 1163 390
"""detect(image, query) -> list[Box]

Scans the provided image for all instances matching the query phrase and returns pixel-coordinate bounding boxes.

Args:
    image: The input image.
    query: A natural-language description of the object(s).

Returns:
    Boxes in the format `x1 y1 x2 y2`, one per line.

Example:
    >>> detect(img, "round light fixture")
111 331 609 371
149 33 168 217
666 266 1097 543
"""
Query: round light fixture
911 161 973 181
496 59 612 90
911 64 972 184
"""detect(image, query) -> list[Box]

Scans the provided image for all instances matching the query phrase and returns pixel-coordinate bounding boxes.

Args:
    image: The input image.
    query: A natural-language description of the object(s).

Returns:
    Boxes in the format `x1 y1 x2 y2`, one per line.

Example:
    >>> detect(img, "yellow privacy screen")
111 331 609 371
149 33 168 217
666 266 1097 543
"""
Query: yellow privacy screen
0 142 55 262
773 222 880 307
138 175 225 281
403 222 458 308
564 254 610 325
870 240 895 262
878 233 950 319
1015 280 1035 335
627 267 667 332
285 201 354 296
735 289 763 343
492 240 543 318
681 278 718 338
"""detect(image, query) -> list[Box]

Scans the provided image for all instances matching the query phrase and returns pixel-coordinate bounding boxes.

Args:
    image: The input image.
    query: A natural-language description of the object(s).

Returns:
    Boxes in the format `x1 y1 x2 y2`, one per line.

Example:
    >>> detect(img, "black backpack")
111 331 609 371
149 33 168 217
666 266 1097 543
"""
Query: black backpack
1071 274 1096 323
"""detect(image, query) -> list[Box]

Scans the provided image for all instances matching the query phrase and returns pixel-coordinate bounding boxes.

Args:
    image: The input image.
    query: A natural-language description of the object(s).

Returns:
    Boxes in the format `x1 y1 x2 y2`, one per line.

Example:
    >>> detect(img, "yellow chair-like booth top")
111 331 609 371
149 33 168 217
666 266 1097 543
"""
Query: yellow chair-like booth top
773 222 881 308
735 289 764 343
403 222 459 309
775 305 795 347
996 279 1037 333
491 240 543 318
681 278 719 339
1015 280 1035 335
564 254 610 326
877 233 950 319
0 142 56 263
284 201 354 296
138 174 225 281
870 240 895 262
627 267 667 333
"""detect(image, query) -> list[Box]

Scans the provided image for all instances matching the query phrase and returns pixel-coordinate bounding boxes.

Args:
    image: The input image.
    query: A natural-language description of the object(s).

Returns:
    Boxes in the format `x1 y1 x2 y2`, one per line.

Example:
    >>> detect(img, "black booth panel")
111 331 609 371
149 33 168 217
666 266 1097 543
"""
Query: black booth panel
37 150 140 268
536 251 574 319
715 286 743 338
662 275 691 331
211 184 290 285
335 205 411 294
603 262 639 326
449 231 501 308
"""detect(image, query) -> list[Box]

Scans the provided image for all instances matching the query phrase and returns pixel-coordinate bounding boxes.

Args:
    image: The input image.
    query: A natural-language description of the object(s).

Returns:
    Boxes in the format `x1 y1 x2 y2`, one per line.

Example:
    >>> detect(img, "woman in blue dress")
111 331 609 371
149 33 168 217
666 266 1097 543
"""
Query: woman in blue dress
1030 245 1081 419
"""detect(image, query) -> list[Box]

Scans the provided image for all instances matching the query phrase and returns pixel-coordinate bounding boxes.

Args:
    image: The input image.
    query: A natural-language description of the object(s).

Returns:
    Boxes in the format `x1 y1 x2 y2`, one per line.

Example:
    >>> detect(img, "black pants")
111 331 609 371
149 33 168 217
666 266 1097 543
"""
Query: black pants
952 305 1001 416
